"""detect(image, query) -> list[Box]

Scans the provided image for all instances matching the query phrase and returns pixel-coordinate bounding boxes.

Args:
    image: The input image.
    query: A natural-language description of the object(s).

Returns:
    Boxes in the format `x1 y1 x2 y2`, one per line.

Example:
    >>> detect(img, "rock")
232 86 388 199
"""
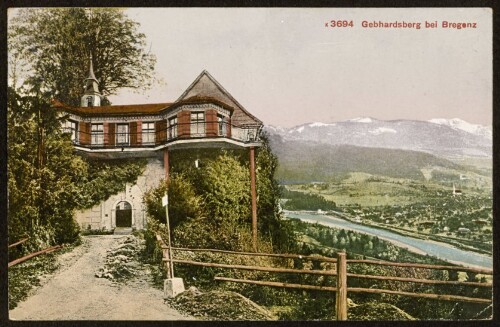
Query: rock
168 289 276 320
347 298 358 308
186 286 202 296
115 243 136 251
114 255 129 262
94 235 143 282
112 249 137 257
124 237 135 244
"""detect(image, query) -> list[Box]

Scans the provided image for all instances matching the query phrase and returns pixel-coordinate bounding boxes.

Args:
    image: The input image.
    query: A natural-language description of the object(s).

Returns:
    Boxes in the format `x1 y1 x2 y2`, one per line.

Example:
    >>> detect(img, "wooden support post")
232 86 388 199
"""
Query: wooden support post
156 233 172 279
336 252 348 320
162 246 172 279
165 207 175 279
164 147 169 181
249 146 257 252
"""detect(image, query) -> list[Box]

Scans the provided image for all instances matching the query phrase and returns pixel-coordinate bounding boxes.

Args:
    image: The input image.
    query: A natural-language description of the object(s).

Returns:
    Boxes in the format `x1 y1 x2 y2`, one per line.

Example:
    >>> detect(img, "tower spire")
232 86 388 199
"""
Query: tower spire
81 52 101 107
87 52 97 81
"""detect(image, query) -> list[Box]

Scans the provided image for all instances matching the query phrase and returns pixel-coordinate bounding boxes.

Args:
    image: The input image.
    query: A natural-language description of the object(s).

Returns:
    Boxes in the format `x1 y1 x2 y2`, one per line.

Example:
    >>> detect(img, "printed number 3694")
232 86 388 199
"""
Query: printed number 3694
327 20 354 27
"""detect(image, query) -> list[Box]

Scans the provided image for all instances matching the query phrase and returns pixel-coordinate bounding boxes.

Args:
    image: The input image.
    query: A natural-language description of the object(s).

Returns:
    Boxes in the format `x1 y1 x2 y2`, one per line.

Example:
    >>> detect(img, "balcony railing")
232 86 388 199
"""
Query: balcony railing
63 121 261 149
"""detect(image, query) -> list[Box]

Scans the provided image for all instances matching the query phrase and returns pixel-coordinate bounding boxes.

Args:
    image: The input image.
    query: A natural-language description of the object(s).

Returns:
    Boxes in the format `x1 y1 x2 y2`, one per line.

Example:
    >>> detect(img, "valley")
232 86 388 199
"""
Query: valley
282 172 492 256
271 117 493 259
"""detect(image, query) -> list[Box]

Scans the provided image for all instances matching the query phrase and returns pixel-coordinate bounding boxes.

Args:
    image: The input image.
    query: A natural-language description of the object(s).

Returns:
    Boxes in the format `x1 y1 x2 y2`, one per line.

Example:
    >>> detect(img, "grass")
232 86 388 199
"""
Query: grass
8 253 59 310
283 171 493 255
8 241 80 310
287 171 489 207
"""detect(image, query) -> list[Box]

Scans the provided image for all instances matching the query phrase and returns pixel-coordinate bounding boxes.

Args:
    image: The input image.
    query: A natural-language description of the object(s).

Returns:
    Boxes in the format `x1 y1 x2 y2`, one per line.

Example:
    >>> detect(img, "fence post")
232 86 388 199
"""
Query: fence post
162 245 172 279
336 252 348 320
156 233 172 279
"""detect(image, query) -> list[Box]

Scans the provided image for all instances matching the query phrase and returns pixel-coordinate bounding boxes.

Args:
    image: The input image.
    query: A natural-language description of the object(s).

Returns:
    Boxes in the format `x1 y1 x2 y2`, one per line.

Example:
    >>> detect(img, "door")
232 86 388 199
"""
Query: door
115 201 132 227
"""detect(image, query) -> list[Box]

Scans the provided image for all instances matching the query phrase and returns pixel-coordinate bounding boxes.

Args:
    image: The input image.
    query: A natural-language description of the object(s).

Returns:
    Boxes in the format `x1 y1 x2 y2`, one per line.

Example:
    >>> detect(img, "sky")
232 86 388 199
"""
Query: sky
12 8 493 128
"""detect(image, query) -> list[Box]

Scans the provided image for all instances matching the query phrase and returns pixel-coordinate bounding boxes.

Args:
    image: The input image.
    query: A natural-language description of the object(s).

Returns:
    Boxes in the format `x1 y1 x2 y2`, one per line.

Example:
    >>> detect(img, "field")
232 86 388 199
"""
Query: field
283 169 493 254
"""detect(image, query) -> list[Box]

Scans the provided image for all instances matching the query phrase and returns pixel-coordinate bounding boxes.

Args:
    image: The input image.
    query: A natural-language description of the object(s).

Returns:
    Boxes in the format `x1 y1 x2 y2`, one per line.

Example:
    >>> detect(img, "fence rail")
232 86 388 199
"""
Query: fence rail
347 259 492 274
8 237 29 248
169 258 337 276
214 276 338 292
155 234 493 320
65 121 261 149
170 246 337 263
8 245 63 268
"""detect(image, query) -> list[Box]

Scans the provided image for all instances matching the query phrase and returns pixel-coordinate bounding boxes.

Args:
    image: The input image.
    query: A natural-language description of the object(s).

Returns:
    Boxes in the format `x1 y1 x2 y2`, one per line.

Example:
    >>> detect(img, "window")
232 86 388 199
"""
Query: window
217 114 227 136
87 96 93 107
190 112 205 137
168 116 178 139
142 122 155 144
91 124 103 145
116 123 129 145
62 120 78 143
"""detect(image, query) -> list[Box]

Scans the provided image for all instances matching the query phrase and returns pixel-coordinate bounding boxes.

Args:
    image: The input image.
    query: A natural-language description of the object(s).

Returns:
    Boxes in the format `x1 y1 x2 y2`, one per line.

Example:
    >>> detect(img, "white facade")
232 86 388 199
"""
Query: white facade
75 158 164 230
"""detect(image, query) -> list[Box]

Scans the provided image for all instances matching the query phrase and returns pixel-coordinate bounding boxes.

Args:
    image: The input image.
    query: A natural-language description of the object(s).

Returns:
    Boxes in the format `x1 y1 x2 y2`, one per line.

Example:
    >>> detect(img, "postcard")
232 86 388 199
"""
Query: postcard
6 7 493 322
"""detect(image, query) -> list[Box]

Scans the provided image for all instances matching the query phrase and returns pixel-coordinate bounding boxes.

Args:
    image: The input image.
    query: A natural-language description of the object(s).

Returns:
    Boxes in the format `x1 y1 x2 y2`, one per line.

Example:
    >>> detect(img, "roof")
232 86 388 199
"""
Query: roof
86 56 97 82
55 70 263 125
54 97 237 117
177 70 263 125
57 103 172 117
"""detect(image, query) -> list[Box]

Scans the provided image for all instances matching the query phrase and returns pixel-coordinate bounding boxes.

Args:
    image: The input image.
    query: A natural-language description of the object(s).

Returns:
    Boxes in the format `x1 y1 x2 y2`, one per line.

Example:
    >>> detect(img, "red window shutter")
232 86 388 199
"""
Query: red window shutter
130 122 138 145
156 121 167 144
206 109 217 136
104 123 109 145
108 123 115 146
227 117 232 137
178 111 190 138
79 122 90 145
136 120 142 144
79 123 86 145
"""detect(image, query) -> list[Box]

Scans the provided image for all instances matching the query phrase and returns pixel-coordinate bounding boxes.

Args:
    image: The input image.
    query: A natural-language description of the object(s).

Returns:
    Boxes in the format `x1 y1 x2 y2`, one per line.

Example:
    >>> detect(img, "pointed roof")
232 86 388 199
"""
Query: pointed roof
176 70 262 126
86 53 97 82
83 53 100 96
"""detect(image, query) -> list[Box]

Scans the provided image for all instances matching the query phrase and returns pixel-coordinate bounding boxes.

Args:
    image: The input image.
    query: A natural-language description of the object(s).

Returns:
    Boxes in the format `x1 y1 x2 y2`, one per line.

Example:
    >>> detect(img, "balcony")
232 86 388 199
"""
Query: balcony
64 121 261 157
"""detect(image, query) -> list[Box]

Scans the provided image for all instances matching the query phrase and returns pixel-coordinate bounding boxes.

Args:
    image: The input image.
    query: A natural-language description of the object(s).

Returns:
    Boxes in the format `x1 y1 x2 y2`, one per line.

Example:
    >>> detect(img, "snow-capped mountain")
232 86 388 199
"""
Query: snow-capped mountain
265 118 492 157
428 118 492 140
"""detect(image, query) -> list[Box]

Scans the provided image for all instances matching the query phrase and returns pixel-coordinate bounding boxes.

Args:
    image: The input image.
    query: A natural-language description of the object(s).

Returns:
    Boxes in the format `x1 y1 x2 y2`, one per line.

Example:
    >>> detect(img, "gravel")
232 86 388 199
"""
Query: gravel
9 235 194 320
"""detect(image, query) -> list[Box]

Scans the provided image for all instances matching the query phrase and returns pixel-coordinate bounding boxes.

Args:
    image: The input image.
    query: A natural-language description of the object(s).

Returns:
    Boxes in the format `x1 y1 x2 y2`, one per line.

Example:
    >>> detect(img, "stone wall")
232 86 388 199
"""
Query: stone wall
75 158 165 231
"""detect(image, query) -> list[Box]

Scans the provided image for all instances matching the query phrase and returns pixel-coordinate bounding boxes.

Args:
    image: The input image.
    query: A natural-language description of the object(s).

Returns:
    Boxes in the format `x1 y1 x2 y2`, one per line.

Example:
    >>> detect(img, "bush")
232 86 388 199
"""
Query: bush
143 174 203 228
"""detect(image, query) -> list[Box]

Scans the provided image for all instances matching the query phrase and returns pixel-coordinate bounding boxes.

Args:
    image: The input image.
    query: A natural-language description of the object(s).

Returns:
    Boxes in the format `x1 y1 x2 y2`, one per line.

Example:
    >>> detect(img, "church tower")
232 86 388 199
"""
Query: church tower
81 54 101 107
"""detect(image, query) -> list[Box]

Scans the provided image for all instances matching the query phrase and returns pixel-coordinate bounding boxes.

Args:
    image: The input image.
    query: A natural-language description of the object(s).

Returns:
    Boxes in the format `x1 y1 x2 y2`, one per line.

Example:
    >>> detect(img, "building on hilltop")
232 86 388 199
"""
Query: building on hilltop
54 57 263 233
452 183 463 196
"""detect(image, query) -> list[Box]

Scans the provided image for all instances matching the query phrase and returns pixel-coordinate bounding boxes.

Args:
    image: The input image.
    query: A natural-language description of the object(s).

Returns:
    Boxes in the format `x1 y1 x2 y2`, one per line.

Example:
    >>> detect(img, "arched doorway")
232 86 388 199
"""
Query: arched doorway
115 201 132 227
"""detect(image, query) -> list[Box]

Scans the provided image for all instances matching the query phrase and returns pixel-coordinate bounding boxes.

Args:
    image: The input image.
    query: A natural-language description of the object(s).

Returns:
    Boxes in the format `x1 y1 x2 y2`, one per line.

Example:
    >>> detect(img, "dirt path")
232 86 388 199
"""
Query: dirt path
9 235 194 320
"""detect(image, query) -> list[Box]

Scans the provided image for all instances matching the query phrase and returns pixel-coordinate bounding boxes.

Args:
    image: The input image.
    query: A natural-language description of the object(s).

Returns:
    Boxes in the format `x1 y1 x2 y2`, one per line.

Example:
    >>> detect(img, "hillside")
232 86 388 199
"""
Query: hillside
270 135 462 183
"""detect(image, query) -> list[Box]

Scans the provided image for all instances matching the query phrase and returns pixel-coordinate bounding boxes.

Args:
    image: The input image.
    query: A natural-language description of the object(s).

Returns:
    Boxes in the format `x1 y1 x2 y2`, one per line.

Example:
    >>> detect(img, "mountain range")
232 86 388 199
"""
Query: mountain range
265 118 491 158
264 118 492 183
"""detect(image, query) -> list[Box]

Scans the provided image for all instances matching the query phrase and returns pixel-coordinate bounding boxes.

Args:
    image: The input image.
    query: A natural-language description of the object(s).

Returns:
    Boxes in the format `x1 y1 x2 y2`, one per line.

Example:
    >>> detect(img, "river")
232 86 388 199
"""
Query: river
284 211 492 269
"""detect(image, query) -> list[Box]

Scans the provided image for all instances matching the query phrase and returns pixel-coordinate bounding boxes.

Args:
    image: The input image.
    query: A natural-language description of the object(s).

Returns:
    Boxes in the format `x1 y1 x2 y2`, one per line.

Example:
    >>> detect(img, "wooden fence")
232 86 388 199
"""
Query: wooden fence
8 237 63 268
155 234 493 320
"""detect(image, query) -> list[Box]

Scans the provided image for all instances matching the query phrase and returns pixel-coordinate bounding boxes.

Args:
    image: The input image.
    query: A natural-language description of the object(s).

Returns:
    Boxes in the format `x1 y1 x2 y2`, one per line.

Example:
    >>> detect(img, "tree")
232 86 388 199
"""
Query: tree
8 88 85 248
256 134 297 252
143 174 203 228
9 8 157 105
8 87 147 251
8 8 154 252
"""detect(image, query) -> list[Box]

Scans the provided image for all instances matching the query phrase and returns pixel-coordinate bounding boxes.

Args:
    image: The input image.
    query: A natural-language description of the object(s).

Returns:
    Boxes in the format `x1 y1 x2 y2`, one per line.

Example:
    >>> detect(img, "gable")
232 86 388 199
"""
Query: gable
177 71 262 126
